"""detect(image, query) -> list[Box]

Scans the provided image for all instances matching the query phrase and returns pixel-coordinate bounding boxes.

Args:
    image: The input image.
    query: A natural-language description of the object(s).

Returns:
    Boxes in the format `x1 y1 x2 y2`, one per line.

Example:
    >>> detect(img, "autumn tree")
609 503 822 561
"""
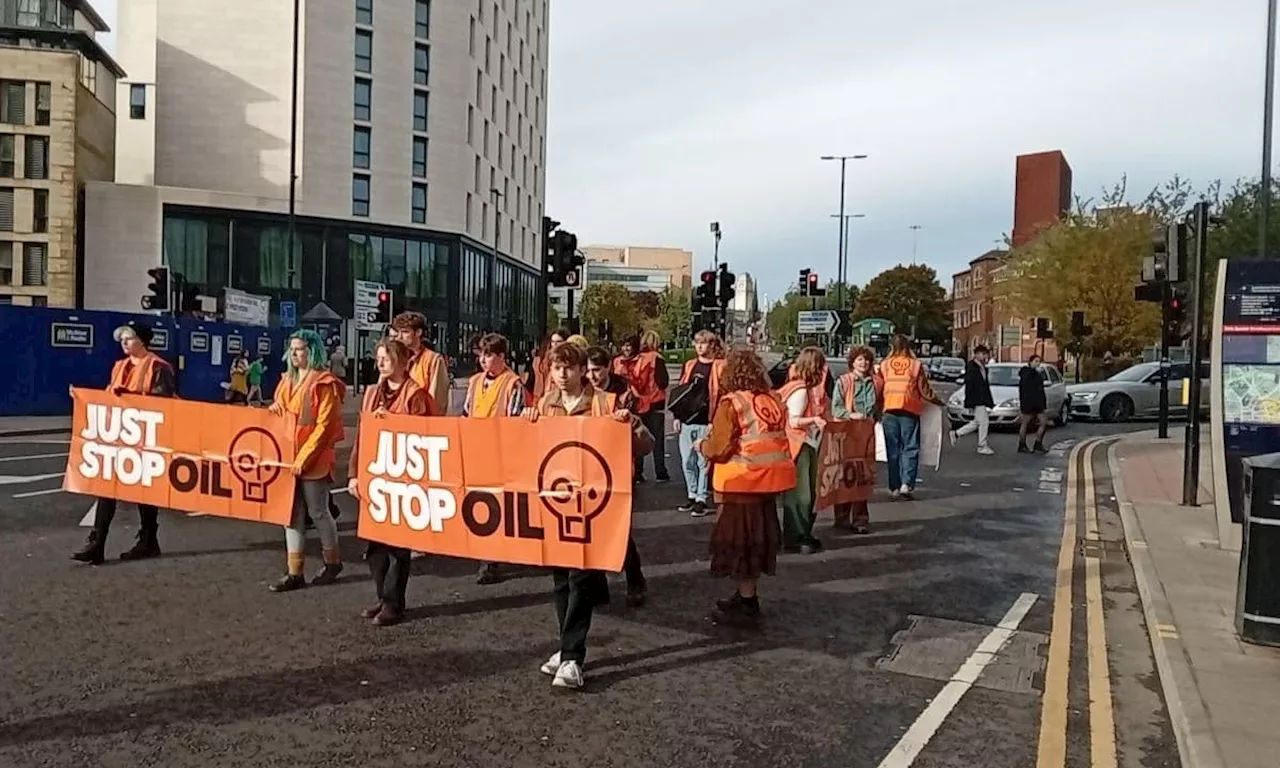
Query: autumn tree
632 290 662 321
580 283 642 342
657 286 692 345
853 265 949 340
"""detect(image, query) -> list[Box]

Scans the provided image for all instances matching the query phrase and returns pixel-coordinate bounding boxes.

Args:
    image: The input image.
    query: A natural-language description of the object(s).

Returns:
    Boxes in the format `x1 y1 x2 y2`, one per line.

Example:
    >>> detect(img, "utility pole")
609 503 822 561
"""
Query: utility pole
710 221 721 271
1158 280 1171 439
1183 202 1211 505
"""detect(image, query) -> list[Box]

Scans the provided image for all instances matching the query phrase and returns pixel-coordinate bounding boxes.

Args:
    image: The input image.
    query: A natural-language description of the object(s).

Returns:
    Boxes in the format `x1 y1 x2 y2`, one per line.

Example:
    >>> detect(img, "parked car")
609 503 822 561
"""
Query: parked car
929 356 966 383
1067 361 1211 422
947 362 1070 428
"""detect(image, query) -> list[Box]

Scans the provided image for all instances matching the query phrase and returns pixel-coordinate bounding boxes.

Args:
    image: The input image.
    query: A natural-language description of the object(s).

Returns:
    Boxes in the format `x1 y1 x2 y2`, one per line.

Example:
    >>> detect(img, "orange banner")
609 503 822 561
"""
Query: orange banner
62 388 297 525
814 419 877 510
355 414 634 571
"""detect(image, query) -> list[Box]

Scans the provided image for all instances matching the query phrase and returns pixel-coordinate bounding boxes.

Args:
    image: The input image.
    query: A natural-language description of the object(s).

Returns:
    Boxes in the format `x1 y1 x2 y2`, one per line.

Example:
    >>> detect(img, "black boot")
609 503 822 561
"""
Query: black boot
120 533 161 561
1017 442 1031 453
269 574 307 593
71 532 105 565
476 562 502 585
1033 441 1048 454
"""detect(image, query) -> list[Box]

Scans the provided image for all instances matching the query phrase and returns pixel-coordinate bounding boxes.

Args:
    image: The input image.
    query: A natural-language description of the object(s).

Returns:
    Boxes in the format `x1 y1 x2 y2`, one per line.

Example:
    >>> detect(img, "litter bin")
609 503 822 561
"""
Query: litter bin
1236 452 1280 646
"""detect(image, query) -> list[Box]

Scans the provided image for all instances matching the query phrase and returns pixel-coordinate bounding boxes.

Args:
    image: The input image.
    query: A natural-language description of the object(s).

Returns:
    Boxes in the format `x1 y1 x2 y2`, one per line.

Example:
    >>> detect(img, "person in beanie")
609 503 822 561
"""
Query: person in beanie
267 329 347 592
71 322 175 564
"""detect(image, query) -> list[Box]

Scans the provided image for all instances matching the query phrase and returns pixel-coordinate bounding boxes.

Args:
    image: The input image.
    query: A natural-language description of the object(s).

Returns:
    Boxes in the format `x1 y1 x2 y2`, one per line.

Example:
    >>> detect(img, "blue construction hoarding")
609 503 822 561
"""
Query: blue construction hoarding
0 306 291 417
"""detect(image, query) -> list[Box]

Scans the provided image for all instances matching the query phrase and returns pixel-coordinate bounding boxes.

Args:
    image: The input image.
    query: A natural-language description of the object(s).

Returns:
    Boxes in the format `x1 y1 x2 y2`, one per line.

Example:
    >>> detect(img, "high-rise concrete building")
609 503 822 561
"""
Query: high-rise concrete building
83 0 550 356
0 0 120 308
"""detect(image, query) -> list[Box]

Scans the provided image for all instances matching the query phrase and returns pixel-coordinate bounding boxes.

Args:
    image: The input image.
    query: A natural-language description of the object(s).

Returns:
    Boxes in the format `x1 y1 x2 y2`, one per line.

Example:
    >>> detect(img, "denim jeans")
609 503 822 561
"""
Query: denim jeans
882 411 921 491
678 423 710 502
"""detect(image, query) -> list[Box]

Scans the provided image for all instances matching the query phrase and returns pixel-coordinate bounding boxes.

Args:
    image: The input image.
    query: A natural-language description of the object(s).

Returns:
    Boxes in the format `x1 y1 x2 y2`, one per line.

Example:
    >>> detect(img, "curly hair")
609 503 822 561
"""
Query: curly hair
790 346 827 388
721 349 772 395
847 345 875 367
283 329 326 376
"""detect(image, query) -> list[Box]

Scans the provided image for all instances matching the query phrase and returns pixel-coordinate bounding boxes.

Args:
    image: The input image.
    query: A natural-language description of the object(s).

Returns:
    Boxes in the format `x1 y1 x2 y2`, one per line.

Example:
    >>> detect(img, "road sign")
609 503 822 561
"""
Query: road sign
999 325 1022 347
797 310 839 335
279 300 297 327
354 279 387 331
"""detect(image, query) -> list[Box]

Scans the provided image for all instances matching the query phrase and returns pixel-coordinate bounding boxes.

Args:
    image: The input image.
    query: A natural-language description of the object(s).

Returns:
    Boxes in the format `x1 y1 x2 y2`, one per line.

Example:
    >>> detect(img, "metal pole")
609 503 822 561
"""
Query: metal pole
836 158 847 309
910 225 921 264
1262 0 1277 259
713 230 720 271
1184 202 1209 505
287 0 300 290
1158 281 1171 439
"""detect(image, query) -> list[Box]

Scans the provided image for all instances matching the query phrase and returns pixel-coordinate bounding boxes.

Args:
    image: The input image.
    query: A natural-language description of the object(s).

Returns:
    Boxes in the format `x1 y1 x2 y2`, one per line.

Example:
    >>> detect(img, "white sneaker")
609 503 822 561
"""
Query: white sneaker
899 484 913 499
552 660 585 689
890 488 901 500
540 651 561 676
948 430 957 447
977 445 995 455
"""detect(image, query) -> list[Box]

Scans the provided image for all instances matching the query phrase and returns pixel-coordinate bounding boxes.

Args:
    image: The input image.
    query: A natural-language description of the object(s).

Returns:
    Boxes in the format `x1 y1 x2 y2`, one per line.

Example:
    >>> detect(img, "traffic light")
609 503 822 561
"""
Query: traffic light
375 290 393 323
1165 291 1188 347
717 264 736 309
142 266 170 311
1035 317 1053 339
799 269 811 296
1070 310 1092 338
697 269 718 310
548 229 580 288
1165 222 1188 283
1134 283 1162 303
808 272 825 297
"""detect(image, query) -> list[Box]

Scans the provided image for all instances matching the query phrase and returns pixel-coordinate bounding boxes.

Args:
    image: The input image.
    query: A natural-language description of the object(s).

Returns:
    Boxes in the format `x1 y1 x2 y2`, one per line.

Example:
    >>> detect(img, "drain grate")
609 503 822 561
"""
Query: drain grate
875 615 1047 694
1079 539 1129 562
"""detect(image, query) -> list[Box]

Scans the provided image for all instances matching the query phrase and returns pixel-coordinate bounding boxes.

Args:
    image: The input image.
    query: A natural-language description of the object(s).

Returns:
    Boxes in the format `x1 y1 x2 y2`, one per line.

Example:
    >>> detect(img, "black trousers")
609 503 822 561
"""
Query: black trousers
636 410 669 479
93 497 159 542
552 568 609 663
623 535 645 590
367 542 412 611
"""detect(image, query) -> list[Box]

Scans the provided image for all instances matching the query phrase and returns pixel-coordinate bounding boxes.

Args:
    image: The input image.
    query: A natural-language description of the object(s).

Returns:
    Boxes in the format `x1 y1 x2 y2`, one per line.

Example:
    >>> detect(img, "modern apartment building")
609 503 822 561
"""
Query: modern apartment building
0 0 120 307
582 244 694 291
83 0 550 356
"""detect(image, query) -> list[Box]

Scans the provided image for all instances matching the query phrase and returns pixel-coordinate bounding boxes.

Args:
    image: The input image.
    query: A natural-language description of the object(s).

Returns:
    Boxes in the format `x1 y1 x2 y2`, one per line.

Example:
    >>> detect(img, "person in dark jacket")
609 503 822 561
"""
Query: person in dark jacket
1018 354 1049 454
949 344 995 455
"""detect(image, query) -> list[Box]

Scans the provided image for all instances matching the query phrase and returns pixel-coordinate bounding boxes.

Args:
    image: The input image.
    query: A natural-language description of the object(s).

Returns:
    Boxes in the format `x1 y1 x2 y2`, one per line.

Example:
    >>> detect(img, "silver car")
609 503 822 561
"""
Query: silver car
1067 361 1211 423
947 363 1070 427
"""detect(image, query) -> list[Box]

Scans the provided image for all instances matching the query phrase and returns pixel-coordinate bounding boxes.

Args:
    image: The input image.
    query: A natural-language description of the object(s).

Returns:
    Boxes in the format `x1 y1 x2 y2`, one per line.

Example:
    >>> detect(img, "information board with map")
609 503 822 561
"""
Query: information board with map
1223 366 1280 424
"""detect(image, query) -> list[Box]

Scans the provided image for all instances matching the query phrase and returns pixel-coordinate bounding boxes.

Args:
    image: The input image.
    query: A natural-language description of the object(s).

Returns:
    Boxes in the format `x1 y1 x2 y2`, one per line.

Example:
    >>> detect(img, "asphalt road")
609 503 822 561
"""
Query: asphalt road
0 412 1179 767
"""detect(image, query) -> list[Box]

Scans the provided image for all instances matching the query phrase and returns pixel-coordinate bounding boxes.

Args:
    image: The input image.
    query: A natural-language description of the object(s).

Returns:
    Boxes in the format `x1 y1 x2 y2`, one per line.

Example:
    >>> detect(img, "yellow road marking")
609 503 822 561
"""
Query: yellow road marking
1036 439 1089 768
1083 440 1118 768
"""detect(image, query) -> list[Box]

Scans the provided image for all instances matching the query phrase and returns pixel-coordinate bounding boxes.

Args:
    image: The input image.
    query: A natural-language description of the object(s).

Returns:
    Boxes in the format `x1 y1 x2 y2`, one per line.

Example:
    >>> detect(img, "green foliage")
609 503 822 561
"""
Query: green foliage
546 303 560 330
764 280 856 347
853 265 950 341
580 283 642 341
657 286 692 346
632 290 662 320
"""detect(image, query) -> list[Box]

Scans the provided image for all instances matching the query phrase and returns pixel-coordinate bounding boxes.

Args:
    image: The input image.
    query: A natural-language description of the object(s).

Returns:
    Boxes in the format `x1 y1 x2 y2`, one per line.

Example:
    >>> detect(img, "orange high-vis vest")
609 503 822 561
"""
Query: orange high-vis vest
108 353 170 394
407 348 447 416
466 369 521 418
529 354 550 406
776 378 828 459
712 391 797 494
360 376 430 416
276 370 345 478
614 352 663 414
681 357 726 420
536 389 616 417
880 354 925 415
837 372 885 417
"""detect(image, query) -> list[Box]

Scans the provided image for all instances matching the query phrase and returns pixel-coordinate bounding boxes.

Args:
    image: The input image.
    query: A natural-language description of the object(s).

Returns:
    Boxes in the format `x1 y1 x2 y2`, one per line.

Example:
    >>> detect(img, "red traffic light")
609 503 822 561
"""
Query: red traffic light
377 290 390 302
808 273 819 285
700 270 716 283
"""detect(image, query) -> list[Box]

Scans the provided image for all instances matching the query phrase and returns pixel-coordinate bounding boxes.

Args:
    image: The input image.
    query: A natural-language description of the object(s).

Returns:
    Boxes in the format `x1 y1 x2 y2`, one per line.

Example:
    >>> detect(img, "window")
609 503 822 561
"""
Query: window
129 83 146 119
490 85 497 119
25 136 47 180
473 155 481 191
0 135 12 177
500 54 506 89
0 188 12 230
413 92 428 132
483 120 489 156
32 188 46 232
465 192 473 232
413 137 427 177
16 0 38 26
414 44 429 86
354 78 371 121
469 16 476 55
0 242 10 285
79 54 96 93
466 105 474 144
355 30 372 73
353 126 370 169
416 1 431 38
23 242 45 286
35 82 49 125
355 0 372 24
0 81 24 124
475 69 483 103
352 174 370 216
485 37 491 73
412 183 427 223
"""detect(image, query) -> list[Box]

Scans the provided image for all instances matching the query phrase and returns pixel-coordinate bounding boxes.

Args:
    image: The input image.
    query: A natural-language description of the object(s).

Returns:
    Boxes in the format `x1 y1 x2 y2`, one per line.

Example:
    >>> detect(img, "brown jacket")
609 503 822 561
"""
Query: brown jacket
536 385 654 457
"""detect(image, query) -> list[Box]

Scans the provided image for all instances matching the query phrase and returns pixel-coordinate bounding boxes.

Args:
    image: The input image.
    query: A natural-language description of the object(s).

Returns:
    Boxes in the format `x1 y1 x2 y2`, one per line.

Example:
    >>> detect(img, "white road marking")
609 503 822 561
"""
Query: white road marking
0 452 67 463
79 501 97 526
0 472 63 486
0 438 70 445
876 592 1039 767
13 487 67 499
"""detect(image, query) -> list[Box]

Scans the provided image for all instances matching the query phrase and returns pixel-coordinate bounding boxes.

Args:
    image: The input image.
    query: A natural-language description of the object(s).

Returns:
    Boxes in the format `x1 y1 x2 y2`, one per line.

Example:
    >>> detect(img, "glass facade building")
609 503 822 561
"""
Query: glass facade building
161 205 543 359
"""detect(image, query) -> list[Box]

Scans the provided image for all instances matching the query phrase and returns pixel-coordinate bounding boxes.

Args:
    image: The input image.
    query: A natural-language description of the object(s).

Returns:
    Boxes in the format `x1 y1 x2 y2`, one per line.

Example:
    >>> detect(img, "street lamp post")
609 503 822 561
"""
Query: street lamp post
710 221 722 270
1262 0 1277 259
287 0 301 292
909 224 922 264
821 154 867 309
829 213 865 303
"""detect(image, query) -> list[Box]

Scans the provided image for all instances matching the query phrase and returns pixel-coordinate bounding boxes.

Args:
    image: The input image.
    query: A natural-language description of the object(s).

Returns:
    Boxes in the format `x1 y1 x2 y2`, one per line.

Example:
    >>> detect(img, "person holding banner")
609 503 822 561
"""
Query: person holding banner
696 349 795 625
831 346 884 534
71 321 175 565
673 330 726 519
776 347 830 554
347 338 433 625
880 334 945 500
390 311 450 416
464 332 528 585
522 341 654 688
267 329 347 593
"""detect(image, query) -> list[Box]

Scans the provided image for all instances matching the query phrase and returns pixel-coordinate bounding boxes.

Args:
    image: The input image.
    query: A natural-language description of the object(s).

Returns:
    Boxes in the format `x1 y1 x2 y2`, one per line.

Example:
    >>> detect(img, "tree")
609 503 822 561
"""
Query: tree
632 290 662 321
580 283 642 342
657 286 692 346
546 303 561 331
853 265 950 340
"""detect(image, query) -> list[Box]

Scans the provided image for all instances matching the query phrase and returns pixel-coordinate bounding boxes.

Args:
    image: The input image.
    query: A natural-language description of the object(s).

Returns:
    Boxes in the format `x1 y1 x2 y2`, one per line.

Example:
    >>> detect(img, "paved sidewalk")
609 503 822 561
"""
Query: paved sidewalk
0 415 71 437
1109 432 1280 768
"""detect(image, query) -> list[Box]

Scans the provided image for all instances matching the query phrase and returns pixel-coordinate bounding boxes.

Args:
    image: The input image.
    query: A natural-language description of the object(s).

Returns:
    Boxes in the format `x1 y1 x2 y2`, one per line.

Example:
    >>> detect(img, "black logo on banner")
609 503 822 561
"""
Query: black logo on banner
536 441 613 543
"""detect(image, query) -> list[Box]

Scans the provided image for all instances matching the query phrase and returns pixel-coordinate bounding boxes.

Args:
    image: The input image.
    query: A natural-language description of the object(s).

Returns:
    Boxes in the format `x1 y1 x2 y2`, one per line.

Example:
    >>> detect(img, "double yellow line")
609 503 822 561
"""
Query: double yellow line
1037 437 1117 768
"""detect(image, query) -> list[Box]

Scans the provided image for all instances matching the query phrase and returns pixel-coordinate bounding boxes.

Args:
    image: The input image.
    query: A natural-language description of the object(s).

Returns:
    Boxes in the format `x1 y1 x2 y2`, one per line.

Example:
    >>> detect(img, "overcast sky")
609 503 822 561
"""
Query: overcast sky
96 0 1271 304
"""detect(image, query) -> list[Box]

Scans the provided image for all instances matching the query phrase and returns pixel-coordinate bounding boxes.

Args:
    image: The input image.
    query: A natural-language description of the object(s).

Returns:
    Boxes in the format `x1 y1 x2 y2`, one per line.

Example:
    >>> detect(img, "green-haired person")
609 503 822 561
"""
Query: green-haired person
266 329 348 592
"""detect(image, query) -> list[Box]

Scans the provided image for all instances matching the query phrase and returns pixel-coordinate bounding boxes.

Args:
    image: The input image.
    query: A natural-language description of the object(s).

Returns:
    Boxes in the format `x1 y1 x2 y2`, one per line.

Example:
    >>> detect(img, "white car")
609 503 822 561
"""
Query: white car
947 363 1071 427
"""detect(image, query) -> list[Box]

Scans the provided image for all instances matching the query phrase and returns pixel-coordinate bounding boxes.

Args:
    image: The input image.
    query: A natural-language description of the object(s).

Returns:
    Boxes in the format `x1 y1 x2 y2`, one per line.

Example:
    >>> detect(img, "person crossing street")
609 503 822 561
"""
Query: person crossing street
950 344 995 455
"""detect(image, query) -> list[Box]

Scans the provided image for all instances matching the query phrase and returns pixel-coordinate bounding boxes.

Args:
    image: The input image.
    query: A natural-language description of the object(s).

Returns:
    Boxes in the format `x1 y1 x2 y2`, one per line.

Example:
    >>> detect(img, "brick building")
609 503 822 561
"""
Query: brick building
951 150 1071 362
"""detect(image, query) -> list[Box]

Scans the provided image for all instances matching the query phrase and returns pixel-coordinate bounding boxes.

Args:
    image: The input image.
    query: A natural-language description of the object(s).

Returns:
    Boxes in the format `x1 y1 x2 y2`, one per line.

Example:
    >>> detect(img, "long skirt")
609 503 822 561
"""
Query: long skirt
709 494 781 581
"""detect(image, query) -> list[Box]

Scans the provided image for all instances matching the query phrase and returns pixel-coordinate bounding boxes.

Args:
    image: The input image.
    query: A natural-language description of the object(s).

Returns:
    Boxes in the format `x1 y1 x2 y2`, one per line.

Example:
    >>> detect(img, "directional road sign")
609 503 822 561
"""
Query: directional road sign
797 310 839 335
354 279 387 331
